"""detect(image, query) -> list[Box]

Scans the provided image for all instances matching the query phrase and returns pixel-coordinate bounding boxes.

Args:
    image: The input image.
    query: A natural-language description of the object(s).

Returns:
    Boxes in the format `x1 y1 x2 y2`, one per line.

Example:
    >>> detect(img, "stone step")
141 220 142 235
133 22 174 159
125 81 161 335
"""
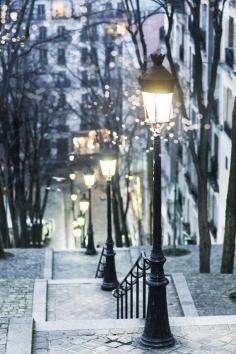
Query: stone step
35 314 236 332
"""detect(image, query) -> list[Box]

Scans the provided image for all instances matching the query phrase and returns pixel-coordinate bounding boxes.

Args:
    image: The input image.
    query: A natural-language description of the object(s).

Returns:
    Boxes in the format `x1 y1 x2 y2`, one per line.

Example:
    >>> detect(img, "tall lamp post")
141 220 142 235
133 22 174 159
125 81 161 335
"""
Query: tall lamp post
69 172 76 218
100 147 119 291
79 193 89 248
139 54 175 349
84 170 97 255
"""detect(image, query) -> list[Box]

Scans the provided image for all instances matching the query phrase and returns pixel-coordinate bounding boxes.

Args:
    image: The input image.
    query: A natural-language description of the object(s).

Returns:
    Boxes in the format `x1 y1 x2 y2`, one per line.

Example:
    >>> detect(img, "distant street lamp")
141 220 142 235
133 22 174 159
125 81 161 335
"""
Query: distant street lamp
83 169 97 255
100 146 118 291
79 193 89 248
139 53 175 349
69 172 77 218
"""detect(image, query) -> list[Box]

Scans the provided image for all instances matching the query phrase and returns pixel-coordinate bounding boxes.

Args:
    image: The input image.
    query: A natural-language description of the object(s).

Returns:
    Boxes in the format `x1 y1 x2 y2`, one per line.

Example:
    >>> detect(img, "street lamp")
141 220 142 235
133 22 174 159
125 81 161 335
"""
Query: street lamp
69 172 76 181
100 146 118 291
79 193 89 214
69 172 77 218
139 53 175 349
79 193 89 248
84 169 97 255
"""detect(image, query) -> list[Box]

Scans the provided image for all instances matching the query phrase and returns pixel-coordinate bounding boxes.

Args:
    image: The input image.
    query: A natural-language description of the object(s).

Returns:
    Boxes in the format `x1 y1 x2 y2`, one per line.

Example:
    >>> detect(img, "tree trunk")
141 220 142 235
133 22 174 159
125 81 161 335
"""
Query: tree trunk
221 99 236 273
0 182 10 247
112 182 123 247
198 175 211 273
0 230 5 258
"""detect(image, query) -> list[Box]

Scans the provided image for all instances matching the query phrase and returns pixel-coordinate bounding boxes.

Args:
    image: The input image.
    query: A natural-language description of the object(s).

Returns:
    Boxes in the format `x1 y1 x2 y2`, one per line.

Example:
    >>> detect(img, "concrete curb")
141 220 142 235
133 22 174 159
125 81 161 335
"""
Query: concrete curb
33 279 47 322
6 317 33 354
35 315 236 332
48 278 101 285
172 273 198 317
44 248 53 279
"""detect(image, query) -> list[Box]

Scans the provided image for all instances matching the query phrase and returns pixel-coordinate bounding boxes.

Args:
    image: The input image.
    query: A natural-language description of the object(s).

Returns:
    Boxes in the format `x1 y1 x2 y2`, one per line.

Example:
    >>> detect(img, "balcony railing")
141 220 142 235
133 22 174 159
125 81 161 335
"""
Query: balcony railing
225 48 234 68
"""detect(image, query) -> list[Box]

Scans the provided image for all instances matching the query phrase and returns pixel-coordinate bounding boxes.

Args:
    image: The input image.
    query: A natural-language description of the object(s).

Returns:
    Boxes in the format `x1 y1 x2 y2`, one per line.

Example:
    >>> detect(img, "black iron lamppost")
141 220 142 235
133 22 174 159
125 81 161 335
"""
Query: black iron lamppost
100 147 119 291
84 170 97 255
79 193 89 248
139 54 175 349
69 172 77 218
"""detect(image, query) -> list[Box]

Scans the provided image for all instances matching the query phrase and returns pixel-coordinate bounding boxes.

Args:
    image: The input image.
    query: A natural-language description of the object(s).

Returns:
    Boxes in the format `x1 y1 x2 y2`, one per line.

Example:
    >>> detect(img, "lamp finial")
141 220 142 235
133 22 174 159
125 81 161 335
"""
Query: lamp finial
151 53 165 66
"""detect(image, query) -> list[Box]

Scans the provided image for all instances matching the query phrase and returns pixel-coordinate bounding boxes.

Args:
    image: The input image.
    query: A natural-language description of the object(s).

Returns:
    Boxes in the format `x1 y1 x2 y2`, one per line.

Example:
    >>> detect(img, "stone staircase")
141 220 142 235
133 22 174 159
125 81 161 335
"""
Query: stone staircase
5 247 236 354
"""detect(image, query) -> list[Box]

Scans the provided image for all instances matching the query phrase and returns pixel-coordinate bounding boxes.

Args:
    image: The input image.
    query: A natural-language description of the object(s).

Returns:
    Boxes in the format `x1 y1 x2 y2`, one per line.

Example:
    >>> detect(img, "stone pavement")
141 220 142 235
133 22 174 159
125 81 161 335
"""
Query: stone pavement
33 323 236 354
186 274 236 316
47 276 182 321
0 249 45 279
53 249 133 279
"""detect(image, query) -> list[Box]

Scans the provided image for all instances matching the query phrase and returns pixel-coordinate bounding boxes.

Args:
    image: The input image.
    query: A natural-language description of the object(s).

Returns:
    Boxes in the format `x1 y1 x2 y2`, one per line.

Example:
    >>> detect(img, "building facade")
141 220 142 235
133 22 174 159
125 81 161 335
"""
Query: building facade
162 0 236 245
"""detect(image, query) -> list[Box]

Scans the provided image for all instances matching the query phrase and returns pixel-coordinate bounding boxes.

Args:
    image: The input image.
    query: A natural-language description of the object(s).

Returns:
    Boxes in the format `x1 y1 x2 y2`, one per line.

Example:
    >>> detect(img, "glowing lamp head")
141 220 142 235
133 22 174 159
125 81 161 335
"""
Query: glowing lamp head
139 54 175 127
73 227 82 238
69 172 76 181
84 170 95 188
79 193 89 213
100 145 117 181
77 212 86 227
69 153 75 162
70 193 78 202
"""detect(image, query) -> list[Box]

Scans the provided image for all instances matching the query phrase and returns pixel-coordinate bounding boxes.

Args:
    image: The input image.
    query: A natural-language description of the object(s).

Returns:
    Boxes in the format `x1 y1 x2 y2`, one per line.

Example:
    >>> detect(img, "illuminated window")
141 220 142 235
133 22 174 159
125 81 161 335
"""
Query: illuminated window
53 2 65 18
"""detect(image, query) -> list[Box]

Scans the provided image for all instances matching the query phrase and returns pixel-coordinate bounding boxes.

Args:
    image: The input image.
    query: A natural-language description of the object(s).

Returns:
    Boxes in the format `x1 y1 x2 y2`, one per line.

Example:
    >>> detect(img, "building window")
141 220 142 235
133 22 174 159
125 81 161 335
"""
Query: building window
57 26 66 37
228 16 234 48
225 156 228 170
58 48 66 65
58 93 66 108
53 2 65 18
81 48 88 63
81 71 88 87
39 48 48 65
37 4 46 19
39 26 47 40
56 72 71 87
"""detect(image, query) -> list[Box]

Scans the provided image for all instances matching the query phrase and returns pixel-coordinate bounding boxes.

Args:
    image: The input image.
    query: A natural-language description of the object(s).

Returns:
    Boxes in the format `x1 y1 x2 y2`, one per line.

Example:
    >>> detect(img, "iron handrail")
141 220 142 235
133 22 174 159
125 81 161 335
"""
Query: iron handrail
112 252 151 319
95 246 105 278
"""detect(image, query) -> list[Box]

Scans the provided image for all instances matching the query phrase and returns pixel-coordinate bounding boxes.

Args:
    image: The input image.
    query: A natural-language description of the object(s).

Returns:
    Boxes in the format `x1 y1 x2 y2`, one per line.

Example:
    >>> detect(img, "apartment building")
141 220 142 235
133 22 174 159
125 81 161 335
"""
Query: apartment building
28 0 124 164
162 0 236 245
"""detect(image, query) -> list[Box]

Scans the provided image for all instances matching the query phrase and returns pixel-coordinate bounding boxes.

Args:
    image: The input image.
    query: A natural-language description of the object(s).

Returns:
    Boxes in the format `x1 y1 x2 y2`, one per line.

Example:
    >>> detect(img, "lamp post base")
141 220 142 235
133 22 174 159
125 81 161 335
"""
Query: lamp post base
101 249 119 291
85 248 97 255
139 255 175 349
85 224 97 255
139 333 174 349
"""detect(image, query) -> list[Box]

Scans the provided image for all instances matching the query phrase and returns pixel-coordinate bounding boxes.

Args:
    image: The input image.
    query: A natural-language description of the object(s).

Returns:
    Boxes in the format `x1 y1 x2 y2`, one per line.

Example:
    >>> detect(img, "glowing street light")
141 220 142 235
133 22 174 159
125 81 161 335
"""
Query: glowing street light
100 145 118 291
83 169 97 255
139 53 175 349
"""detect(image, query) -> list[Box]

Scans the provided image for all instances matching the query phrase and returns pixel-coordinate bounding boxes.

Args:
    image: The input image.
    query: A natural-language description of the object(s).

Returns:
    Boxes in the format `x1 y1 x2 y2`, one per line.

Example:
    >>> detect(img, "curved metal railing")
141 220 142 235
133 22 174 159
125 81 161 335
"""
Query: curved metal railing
113 252 151 319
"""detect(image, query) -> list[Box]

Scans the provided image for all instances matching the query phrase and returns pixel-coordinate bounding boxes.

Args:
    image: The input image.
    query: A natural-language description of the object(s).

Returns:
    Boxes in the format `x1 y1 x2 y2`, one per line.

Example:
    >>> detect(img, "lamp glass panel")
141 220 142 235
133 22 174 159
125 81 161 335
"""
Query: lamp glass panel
73 227 82 238
71 194 78 201
79 200 89 213
69 173 76 181
84 174 95 188
100 159 117 179
142 92 173 124
77 216 85 227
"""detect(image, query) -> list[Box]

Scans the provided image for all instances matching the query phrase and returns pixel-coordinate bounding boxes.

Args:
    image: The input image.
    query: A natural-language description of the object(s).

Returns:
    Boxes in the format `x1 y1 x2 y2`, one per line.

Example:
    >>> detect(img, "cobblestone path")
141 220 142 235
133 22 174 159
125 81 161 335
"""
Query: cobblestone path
33 324 236 353
0 249 45 279
186 274 236 316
